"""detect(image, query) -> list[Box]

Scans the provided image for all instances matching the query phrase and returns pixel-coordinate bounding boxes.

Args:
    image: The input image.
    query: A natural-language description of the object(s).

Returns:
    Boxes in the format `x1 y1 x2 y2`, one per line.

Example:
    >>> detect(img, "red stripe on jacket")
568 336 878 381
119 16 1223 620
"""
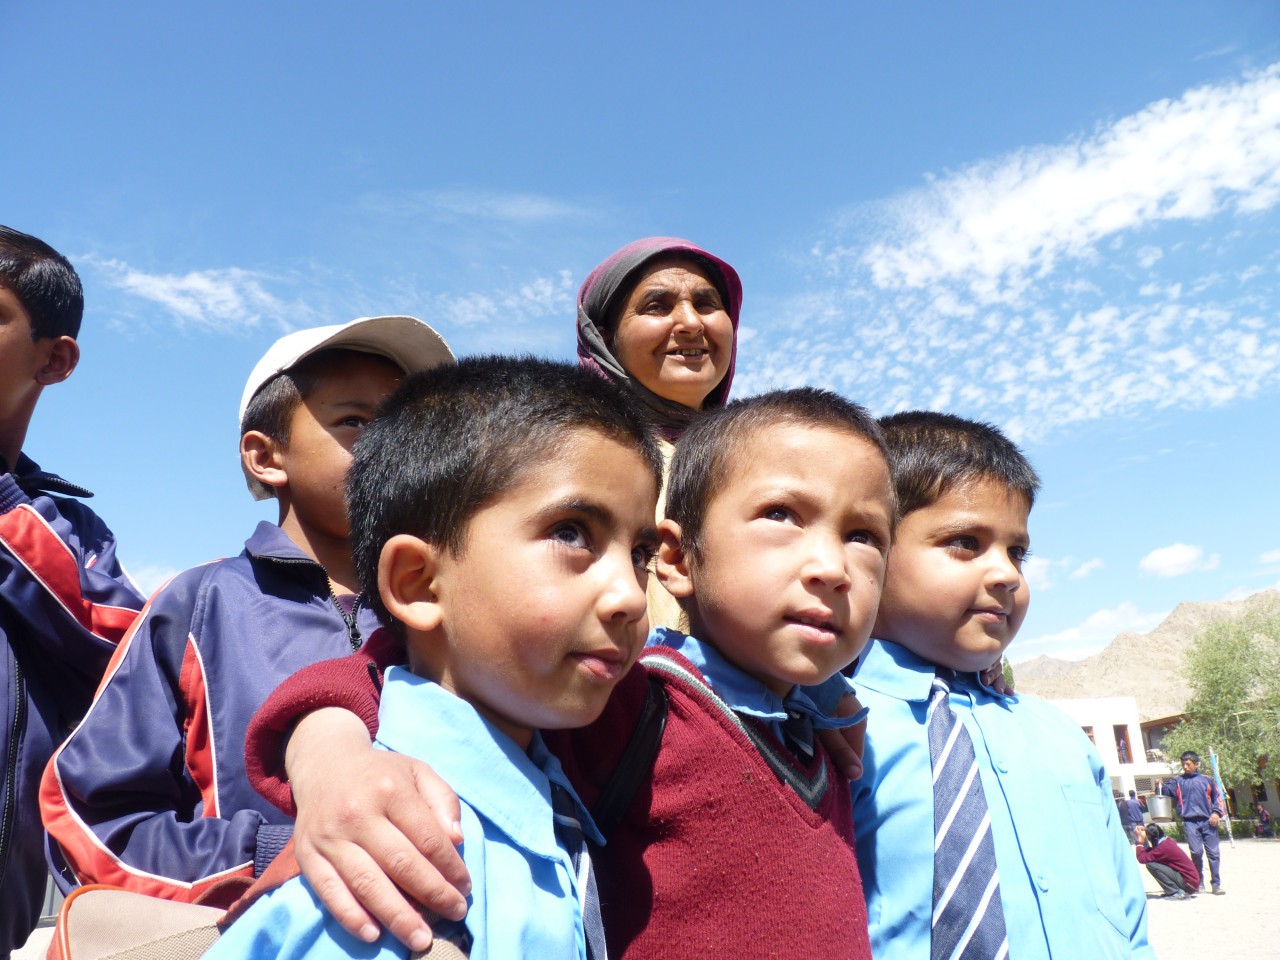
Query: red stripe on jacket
0 503 136 641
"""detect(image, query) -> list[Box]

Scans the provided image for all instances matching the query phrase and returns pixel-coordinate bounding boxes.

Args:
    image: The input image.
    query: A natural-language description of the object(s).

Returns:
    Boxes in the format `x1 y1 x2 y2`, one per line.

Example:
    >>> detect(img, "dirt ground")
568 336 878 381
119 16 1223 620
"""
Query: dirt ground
1137 835 1278 959
16 837 1279 958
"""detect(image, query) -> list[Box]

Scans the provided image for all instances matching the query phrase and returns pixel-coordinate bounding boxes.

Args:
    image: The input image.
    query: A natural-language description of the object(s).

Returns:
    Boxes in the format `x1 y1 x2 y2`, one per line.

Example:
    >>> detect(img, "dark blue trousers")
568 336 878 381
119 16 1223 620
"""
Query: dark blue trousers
1185 818 1221 887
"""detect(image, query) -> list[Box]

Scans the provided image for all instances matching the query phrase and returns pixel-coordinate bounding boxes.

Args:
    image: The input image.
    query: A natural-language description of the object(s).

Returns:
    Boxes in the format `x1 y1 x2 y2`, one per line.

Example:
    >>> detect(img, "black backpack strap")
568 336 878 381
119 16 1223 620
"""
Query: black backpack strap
590 674 668 839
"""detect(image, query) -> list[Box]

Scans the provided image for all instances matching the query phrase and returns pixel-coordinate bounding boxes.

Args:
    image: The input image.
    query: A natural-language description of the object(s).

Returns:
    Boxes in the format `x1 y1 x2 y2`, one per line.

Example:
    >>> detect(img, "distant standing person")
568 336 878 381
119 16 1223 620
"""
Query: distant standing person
1125 790 1145 841
1160 751 1226 894
1133 824 1199 899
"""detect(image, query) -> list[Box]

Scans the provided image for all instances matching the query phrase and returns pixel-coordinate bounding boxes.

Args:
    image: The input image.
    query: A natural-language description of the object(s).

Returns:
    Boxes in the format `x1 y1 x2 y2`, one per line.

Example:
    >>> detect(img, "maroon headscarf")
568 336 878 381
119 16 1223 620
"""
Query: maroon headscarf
576 237 743 441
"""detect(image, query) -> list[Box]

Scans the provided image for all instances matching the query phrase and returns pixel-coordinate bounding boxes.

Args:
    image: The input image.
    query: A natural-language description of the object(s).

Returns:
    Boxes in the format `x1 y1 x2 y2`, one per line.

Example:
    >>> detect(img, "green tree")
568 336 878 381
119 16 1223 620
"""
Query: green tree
1162 599 1280 790
1002 656 1015 690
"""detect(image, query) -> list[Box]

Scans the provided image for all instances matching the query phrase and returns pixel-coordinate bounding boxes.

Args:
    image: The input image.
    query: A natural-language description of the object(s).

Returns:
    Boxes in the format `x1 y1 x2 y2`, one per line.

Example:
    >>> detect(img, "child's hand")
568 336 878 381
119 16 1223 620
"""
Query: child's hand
981 657 1013 695
287 707 472 952
818 691 867 781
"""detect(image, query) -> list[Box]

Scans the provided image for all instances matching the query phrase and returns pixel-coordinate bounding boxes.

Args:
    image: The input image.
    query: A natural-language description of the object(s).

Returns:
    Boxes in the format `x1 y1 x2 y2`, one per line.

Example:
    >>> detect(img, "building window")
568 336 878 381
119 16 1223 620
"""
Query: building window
1112 725 1131 763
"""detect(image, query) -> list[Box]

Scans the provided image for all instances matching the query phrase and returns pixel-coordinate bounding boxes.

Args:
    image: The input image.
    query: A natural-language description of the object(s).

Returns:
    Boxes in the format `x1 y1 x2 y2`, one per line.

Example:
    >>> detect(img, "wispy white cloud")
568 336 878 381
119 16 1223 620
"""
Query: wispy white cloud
359 189 590 224
124 563 181 598
1260 549 1280 565
430 269 575 331
1222 579 1280 601
1020 554 1104 591
1193 44 1241 63
854 65 1280 301
1139 542 1221 577
86 257 308 333
1014 601 1168 661
1070 557 1105 579
741 65 1280 439
1022 556 1054 591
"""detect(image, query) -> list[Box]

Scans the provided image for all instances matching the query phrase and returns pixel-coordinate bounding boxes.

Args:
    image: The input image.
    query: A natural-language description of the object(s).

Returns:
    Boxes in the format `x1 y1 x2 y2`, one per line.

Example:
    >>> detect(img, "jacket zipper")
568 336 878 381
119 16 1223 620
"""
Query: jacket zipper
261 555 364 651
330 590 365 652
0 656 26 882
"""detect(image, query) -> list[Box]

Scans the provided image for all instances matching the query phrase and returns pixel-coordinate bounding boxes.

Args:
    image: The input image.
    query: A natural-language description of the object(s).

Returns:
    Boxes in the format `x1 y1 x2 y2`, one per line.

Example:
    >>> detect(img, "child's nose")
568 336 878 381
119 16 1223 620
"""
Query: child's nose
601 558 648 624
803 536 852 591
985 552 1022 591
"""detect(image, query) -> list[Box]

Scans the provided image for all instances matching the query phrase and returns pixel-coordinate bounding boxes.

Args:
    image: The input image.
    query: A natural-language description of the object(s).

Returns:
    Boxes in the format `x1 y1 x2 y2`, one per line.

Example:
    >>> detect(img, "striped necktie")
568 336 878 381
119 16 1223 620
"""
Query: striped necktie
928 672 1009 960
551 782 609 960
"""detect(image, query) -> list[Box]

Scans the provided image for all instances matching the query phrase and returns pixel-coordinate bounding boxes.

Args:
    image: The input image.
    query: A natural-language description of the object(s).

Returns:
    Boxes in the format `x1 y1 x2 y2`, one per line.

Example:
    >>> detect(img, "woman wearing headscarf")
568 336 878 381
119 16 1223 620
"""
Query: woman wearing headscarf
576 237 742 442
575 237 742 628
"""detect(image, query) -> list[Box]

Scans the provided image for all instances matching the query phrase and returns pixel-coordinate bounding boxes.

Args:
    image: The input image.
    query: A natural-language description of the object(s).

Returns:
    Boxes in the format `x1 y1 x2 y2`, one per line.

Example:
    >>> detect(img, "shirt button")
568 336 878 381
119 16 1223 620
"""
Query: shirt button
1036 874 1049 892
993 757 1008 773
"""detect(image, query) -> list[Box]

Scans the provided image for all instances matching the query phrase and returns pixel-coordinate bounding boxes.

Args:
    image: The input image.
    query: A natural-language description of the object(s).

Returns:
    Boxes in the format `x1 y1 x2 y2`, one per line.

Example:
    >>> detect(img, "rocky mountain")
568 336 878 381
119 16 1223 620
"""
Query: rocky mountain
1012 588 1280 722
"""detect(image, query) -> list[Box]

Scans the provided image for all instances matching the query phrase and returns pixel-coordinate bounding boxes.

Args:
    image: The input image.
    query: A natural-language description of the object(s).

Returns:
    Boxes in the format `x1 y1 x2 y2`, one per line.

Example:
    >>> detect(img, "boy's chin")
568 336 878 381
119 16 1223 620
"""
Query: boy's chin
899 635 1012 675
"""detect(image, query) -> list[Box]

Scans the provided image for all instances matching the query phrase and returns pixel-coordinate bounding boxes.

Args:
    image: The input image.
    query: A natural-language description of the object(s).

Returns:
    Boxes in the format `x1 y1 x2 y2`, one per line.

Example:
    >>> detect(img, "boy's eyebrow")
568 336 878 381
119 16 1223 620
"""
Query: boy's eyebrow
929 516 1031 544
323 398 382 413
535 497 660 542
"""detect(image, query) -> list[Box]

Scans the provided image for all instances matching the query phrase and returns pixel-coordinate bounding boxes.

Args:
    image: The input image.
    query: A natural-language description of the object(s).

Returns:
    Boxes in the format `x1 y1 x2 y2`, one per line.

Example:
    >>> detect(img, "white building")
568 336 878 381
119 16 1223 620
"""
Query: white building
1046 695 1174 798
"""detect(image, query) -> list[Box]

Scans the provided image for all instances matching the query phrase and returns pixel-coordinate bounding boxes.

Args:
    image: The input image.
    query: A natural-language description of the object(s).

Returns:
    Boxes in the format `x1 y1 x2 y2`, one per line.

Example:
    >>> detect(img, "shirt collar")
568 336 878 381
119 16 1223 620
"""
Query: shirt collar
243 520 326 565
375 667 602 859
645 626 857 730
854 638 1012 704
11 453 94 499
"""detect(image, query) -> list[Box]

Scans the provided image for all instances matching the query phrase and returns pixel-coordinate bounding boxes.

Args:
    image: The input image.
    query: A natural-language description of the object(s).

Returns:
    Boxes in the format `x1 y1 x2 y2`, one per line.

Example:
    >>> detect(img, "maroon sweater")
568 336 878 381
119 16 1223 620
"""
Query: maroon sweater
246 633 870 960
1136 836 1200 891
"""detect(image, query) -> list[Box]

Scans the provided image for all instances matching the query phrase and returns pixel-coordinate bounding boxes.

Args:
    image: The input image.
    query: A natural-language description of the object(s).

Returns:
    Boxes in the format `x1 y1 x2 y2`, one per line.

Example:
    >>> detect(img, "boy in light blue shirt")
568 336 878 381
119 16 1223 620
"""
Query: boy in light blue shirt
850 411 1153 960
208 356 664 959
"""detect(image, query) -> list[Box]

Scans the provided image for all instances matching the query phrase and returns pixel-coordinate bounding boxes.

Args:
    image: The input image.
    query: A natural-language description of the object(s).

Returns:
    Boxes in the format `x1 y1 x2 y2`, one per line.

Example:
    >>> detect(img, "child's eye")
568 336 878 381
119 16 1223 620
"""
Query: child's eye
762 505 794 524
336 416 367 429
551 523 589 550
632 543 658 570
946 535 979 553
846 529 882 548
1010 546 1031 566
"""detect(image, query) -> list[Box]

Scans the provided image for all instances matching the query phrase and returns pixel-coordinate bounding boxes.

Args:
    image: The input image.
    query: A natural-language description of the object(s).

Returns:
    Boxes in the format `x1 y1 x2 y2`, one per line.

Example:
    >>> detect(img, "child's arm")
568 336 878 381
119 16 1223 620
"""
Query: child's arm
284 707 468 953
40 571 284 903
246 646 470 951
0 473 144 705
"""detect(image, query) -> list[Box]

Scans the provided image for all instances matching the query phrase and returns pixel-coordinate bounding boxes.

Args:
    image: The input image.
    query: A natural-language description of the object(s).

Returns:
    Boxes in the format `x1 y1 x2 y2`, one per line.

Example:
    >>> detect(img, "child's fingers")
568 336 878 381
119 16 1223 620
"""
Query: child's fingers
293 840 387 945
372 811 471 923
819 691 867 780
819 725 865 781
311 839 440 952
410 761 467 861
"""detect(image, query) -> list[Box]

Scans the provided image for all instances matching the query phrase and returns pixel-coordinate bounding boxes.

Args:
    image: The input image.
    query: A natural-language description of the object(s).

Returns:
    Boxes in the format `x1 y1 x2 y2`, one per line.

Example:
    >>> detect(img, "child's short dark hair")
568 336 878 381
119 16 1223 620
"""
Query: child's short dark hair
1143 823 1165 843
1181 751 1199 763
0 225 84 340
239 348 386 500
349 355 664 634
666 388 889 565
879 411 1040 517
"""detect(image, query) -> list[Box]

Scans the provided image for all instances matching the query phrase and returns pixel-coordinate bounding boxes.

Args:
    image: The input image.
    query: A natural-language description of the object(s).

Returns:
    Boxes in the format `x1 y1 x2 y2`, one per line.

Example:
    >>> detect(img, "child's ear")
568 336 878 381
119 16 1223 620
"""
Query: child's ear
655 519 694 598
34 336 79 386
379 535 443 633
240 431 289 493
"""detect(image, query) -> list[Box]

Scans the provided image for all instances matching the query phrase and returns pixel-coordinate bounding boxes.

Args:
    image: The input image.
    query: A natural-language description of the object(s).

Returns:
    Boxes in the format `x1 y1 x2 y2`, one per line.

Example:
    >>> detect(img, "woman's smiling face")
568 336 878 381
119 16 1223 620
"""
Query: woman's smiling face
610 257 733 410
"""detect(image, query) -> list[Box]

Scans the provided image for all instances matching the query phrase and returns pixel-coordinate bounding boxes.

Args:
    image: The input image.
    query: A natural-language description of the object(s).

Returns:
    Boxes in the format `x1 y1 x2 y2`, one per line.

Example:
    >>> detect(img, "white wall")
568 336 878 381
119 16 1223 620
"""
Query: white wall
1047 695 1171 796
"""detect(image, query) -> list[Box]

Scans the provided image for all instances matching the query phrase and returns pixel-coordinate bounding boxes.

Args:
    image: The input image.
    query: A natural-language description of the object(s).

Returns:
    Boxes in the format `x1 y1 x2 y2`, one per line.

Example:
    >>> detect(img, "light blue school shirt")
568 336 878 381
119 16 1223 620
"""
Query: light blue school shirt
646 627 860 743
207 667 599 960
850 639 1153 960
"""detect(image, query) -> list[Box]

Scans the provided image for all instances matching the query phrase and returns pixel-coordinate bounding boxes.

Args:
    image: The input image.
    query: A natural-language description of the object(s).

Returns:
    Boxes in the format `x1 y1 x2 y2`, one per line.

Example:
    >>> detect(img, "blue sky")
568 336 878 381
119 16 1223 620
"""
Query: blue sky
4 2 1279 662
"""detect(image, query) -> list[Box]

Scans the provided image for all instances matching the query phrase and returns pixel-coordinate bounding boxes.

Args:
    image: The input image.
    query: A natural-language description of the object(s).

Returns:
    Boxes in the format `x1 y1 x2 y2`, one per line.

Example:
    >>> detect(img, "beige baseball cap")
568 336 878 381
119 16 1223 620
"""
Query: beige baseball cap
238 315 455 425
